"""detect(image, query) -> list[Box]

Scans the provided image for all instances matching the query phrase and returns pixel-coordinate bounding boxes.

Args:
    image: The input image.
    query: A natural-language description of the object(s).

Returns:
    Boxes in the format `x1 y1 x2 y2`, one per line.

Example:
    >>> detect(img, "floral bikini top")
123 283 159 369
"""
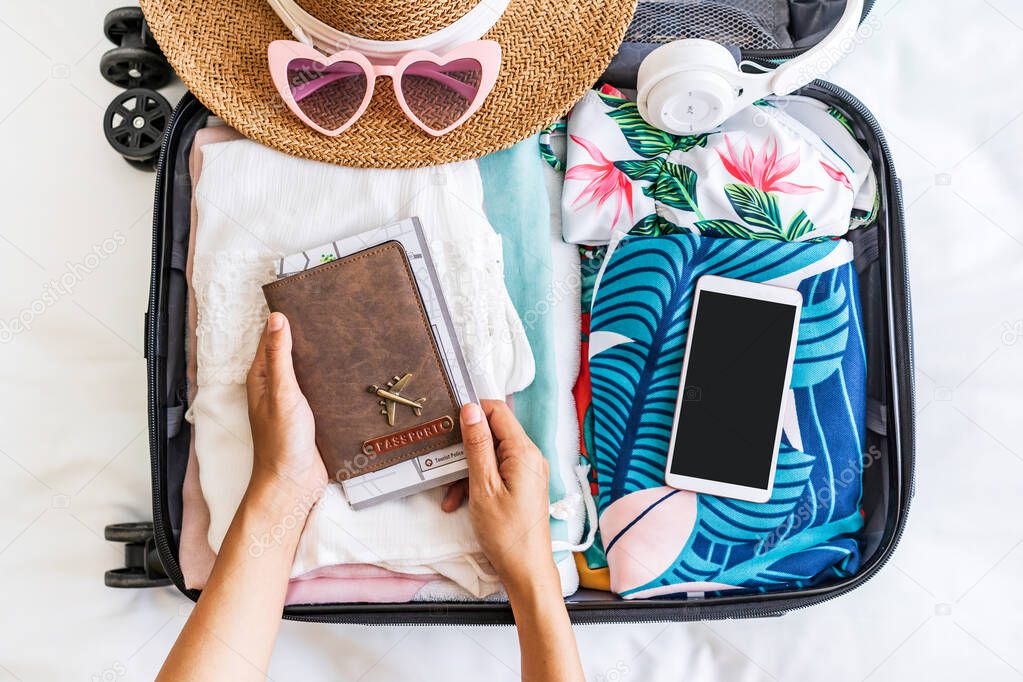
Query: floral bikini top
554 84 877 246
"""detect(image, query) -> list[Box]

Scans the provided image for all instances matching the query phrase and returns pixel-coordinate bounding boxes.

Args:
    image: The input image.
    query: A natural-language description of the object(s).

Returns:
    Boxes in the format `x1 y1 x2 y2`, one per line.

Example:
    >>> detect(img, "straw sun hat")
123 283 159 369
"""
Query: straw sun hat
140 0 638 168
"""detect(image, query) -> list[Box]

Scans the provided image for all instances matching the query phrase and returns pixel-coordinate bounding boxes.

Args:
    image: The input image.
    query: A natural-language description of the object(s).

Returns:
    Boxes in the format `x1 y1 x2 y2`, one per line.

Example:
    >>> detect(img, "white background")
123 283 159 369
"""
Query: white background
1 0 1022 680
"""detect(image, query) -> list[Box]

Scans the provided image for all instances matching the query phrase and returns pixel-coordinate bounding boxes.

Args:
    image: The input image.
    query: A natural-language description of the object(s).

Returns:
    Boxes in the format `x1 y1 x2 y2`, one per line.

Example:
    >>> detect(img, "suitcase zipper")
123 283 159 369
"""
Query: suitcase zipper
809 78 917 501
146 96 197 595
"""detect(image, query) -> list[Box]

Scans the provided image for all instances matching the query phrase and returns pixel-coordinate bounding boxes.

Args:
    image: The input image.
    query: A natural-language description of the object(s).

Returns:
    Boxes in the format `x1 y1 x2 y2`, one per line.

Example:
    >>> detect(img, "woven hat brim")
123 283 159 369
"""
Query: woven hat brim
140 0 637 168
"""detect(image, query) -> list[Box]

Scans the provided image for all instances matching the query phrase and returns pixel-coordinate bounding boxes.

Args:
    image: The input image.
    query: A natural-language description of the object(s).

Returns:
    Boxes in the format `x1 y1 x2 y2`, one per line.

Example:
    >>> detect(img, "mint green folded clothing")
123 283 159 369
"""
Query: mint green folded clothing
478 138 567 548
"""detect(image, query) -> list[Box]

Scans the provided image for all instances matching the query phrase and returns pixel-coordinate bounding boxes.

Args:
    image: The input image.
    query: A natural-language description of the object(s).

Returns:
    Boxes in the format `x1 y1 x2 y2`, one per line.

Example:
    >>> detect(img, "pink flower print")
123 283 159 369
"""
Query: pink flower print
716 134 821 195
820 160 854 191
598 82 627 99
566 134 634 227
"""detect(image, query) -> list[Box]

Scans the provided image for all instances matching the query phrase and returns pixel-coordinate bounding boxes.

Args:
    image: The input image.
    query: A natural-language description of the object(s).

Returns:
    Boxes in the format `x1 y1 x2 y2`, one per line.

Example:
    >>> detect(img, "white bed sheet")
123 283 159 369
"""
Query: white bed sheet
1 1 1021 680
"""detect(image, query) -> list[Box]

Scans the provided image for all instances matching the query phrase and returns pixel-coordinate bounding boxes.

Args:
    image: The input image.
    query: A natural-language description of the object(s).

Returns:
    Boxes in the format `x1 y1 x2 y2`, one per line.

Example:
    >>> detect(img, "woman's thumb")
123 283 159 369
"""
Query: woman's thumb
265 312 298 398
460 403 501 496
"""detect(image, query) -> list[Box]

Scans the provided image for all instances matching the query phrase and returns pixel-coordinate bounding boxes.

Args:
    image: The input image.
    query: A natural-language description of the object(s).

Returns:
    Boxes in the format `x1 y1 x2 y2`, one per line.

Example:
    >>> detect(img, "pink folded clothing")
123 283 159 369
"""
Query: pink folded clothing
179 447 216 589
178 124 445 602
285 565 435 606
179 125 239 590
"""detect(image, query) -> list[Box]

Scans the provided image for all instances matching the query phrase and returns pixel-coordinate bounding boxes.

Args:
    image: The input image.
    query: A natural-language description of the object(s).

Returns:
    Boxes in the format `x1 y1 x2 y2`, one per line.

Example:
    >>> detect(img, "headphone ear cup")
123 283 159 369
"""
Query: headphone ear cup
637 39 742 135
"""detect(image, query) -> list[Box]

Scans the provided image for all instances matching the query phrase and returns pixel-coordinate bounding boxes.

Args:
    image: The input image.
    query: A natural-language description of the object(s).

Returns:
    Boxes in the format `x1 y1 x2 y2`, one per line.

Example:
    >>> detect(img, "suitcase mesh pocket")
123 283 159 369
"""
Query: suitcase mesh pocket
624 0 792 50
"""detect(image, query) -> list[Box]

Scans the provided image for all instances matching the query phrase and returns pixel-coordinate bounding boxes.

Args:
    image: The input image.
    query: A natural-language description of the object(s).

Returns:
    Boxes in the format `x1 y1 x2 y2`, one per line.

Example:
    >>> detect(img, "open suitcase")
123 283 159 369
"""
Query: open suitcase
109 0 915 625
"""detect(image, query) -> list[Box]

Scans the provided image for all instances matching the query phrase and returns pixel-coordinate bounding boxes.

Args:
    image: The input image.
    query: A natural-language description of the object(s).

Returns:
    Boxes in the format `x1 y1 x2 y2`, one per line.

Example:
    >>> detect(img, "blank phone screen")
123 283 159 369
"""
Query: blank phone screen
670 290 798 489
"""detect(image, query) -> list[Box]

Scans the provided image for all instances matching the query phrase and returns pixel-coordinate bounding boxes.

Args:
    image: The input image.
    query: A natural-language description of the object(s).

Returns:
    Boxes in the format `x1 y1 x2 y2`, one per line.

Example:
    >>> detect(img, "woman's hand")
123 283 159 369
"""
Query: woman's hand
245 312 327 513
157 312 328 682
452 400 556 594
450 401 585 682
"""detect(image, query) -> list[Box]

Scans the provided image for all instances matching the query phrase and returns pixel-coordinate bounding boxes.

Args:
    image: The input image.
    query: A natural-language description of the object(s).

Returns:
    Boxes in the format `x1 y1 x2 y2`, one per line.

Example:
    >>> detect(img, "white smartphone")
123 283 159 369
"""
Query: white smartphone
664 275 803 503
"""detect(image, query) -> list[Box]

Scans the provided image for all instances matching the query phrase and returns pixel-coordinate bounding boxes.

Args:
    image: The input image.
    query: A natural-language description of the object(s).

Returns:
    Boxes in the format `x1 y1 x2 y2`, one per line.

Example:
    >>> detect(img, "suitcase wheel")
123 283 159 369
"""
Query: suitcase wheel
103 522 172 589
103 7 148 45
100 46 172 90
100 7 171 89
104 521 157 544
103 88 171 171
104 567 170 589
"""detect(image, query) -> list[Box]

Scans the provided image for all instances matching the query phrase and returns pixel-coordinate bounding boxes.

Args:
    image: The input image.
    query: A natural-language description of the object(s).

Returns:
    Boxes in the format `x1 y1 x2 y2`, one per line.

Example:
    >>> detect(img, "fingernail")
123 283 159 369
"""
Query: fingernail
267 312 284 332
462 402 482 425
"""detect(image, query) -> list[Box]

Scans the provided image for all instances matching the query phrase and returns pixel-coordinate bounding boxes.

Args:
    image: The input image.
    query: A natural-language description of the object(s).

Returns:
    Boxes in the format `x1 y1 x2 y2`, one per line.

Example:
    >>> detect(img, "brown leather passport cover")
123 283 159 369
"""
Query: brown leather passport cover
261 241 461 481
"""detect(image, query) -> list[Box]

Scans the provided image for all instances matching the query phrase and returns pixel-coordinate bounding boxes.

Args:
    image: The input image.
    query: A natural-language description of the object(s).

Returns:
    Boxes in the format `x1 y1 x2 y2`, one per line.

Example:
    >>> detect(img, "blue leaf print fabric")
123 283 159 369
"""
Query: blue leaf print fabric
588 232 865 599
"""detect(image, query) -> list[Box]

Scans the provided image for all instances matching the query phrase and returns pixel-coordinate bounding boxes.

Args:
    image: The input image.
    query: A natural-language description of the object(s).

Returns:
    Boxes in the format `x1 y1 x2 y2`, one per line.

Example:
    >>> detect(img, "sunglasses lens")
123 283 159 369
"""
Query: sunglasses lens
286 58 367 131
400 58 483 132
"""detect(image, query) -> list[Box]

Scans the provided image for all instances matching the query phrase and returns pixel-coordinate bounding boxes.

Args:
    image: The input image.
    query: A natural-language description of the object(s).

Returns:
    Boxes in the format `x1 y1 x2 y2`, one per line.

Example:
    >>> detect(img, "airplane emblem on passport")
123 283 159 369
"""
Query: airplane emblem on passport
368 373 426 426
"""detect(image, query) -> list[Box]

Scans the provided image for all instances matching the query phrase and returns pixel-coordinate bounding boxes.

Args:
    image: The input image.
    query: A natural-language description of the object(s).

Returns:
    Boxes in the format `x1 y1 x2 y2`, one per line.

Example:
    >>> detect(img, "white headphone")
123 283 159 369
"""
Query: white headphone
636 0 864 135
264 0 509 60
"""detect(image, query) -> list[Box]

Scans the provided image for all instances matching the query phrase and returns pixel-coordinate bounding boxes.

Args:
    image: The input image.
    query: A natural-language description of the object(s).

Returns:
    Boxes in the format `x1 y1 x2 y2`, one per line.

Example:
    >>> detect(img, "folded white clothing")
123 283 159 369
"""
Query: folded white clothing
545 161 587 555
412 553 579 602
191 139 533 397
189 384 502 596
188 139 534 597
770 94 878 226
296 485 503 598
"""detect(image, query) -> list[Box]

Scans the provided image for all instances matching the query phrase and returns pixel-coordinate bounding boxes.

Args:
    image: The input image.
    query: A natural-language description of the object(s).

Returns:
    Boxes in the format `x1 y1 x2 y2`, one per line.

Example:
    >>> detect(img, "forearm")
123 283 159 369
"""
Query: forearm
157 478 308 681
507 565 585 682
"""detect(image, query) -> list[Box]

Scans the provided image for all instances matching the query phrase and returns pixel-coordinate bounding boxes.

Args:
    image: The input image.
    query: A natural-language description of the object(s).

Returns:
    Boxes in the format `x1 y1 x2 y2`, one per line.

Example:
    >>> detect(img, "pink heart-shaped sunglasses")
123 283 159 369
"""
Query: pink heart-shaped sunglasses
268 40 501 137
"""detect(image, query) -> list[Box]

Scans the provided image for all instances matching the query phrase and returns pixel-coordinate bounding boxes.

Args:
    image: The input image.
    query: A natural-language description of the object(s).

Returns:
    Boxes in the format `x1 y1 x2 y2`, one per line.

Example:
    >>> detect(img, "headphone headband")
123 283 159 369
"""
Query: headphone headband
637 0 865 135
772 0 865 95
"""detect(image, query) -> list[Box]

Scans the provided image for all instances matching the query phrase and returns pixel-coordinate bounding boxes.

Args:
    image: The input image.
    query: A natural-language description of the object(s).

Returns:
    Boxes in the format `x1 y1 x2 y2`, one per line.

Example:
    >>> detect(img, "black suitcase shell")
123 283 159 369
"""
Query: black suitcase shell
139 1 914 625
